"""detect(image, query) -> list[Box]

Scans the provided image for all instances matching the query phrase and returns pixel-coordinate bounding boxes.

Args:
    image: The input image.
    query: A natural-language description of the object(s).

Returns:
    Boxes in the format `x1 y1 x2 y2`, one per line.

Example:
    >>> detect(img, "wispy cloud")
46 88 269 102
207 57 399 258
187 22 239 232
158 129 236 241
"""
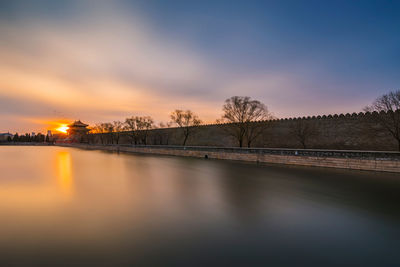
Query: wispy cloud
0 1 398 132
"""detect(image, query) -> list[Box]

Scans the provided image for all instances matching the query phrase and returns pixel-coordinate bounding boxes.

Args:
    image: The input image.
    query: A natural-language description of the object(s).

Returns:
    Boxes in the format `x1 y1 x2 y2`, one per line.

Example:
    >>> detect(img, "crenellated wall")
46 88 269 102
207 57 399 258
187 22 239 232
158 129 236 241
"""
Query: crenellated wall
88 111 398 151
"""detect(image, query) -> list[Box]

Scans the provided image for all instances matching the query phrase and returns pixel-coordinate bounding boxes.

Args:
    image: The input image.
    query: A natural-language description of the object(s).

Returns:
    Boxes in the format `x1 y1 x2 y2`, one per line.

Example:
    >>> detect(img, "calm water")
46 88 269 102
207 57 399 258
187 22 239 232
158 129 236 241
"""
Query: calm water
0 146 399 266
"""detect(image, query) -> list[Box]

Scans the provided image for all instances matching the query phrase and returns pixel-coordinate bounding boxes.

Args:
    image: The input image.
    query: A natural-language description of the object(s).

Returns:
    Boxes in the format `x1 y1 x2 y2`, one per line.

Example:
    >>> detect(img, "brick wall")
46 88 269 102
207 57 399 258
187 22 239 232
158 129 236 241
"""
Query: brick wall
88 111 398 151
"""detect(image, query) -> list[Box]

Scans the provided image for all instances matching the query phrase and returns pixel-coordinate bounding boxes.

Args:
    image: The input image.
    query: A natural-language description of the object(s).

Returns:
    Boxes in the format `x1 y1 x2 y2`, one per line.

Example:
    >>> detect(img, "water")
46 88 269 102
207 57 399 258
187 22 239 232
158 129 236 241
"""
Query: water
0 146 399 266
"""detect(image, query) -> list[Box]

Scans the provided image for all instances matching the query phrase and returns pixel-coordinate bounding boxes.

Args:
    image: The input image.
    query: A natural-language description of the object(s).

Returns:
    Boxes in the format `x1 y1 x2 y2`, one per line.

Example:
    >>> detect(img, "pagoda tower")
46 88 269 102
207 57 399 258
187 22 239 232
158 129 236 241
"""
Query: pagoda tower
67 120 89 142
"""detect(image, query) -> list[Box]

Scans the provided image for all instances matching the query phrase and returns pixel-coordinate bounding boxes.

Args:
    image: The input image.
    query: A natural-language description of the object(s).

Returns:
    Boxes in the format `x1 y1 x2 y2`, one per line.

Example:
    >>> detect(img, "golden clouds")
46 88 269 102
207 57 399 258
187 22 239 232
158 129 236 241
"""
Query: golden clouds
0 4 250 133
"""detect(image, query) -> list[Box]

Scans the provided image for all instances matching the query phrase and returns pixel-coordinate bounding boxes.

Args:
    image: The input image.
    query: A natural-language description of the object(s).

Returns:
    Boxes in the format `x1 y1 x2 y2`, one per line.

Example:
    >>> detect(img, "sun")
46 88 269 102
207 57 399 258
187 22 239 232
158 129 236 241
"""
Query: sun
56 125 69 134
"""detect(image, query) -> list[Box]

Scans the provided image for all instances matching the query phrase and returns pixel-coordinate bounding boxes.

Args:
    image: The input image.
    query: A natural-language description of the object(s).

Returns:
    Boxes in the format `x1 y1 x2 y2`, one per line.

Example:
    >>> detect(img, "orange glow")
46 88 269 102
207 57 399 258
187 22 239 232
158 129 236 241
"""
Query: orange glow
29 119 72 134
56 125 69 134
56 151 74 198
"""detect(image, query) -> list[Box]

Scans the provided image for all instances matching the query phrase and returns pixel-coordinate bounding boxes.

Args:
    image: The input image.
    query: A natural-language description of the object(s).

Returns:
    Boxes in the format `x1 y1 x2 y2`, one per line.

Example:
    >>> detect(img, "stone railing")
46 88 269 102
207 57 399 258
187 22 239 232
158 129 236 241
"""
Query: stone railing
58 144 400 173
114 145 400 161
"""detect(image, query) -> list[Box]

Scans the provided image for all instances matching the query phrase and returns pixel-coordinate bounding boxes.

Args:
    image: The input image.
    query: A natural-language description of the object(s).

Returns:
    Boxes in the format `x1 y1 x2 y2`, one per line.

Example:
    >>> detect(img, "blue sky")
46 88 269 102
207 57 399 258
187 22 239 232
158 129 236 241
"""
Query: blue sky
0 0 399 132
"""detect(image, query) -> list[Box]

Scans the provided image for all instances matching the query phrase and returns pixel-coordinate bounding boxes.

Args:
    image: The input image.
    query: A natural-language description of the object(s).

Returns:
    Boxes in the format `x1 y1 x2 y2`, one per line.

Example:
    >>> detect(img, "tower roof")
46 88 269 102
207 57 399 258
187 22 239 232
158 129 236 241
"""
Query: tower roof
68 120 88 127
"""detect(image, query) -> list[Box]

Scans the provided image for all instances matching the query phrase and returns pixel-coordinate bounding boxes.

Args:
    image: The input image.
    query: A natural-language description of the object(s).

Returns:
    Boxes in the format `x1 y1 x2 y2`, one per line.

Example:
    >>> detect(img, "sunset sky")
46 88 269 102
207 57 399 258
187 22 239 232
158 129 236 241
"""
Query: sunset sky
1 0 399 133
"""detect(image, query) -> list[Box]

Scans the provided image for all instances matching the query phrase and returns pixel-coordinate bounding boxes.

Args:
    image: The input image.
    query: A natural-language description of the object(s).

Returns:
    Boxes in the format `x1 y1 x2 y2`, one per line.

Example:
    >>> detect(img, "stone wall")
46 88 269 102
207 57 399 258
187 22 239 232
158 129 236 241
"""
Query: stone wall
59 144 400 173
88 111 398 151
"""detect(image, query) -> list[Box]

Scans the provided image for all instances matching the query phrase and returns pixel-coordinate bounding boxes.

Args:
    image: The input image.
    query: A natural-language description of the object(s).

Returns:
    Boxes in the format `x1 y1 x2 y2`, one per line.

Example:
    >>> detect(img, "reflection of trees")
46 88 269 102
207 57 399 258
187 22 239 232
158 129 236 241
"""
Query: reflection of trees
218 163 269 224
267 166 400 222
125 155 400 228
219 162 400 225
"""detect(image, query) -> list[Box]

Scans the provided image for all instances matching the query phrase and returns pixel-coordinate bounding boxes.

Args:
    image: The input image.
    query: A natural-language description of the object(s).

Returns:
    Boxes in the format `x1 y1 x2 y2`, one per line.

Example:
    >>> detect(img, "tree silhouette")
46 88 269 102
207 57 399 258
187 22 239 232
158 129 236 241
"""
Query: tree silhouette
364 90 400 151
170 110 201 146
13 133 19 142
124 116 154 145
220 96 272 147
112 121 124 144
93 123 107 144
289 119 318 149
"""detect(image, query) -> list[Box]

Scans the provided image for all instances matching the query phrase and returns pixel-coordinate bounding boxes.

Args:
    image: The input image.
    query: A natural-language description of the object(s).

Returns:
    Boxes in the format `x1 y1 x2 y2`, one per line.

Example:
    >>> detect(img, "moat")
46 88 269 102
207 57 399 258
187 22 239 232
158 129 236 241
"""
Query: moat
1 146 400 266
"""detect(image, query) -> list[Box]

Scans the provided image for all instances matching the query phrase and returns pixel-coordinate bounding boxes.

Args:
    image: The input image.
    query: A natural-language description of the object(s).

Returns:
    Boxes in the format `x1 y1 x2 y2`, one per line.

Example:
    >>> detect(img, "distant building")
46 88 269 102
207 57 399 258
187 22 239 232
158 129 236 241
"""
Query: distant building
0 133 13 142
55 120 90 143
31 132 35 137
54 120 90 143
67 120 89 136
47 130 52 137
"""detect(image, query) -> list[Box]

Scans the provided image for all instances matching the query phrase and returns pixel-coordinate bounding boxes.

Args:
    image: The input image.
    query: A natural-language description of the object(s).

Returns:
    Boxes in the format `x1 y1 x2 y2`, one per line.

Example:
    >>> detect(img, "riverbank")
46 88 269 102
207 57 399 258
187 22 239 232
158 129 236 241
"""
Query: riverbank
57 144 400 173
0 142 53 146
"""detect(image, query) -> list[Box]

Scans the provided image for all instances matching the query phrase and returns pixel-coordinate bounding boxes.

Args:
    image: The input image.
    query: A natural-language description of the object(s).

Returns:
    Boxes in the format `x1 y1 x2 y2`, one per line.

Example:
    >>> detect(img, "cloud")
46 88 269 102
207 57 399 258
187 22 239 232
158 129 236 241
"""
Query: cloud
0 3 228 132
0 1 394 133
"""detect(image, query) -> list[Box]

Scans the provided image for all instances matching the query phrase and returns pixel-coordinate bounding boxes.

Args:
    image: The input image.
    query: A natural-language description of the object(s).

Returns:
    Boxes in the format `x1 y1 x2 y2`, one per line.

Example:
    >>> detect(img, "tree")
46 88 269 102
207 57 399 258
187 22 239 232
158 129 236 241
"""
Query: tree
220 96 272 147
289 119 318 149
136 116 154 145
13 133 19 142
93 123 107 144
170 110 202 146
102 123 114 144
87 127 95 144
124 117 139 144
159 122 173 128
35 133 45 143
20 133 31 142
124 116 154 145
364 90 400 151
112 121 124 144
154 122 173 145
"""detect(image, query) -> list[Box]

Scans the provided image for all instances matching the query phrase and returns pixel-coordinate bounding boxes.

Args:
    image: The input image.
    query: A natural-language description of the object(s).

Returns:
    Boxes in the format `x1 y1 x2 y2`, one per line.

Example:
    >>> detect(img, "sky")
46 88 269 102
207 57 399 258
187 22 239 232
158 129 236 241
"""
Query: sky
0 0 399 133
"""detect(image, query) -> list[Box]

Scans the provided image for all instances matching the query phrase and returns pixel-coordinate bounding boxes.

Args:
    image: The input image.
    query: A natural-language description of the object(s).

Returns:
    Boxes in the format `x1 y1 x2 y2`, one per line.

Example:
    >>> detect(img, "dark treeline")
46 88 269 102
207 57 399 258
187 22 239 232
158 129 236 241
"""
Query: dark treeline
8 133 50 143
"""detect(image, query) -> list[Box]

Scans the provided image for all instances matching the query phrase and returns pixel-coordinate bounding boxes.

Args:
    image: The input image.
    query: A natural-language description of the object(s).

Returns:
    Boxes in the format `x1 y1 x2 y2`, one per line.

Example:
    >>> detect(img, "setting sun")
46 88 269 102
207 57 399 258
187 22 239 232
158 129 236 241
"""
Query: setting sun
56 125 69 134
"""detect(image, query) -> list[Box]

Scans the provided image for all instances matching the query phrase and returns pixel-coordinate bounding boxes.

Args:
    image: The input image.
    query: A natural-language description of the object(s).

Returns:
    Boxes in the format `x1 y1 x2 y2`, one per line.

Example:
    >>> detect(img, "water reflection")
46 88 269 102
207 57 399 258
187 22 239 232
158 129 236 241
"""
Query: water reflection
0 146 399 266
56 151 74 198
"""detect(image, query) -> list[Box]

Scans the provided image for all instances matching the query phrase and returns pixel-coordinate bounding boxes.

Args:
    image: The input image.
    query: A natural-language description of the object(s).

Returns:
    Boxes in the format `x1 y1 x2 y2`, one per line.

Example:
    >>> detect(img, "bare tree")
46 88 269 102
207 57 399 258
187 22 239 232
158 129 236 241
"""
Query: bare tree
124 116 154 145
136 116 154 145
154 122 173 145
170 110 202 146
220 96 272 147
289 120 318 149
159 122 173 128
364 90 400 151
93 123 106 144
102 123 114 144
124 117 139 144
87 127 97 144
112 121 124 144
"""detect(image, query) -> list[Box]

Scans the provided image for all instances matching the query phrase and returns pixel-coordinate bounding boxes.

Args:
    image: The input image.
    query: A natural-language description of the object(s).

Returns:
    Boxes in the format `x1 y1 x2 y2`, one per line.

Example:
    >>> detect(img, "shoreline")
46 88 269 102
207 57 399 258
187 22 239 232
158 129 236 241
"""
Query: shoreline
55 143 400 173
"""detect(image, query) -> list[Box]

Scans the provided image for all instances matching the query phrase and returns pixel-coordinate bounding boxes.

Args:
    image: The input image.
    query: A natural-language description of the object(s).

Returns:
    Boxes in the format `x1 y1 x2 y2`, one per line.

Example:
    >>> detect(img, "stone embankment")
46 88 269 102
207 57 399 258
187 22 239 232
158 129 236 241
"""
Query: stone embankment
0 142 53 146
58 144 400 173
